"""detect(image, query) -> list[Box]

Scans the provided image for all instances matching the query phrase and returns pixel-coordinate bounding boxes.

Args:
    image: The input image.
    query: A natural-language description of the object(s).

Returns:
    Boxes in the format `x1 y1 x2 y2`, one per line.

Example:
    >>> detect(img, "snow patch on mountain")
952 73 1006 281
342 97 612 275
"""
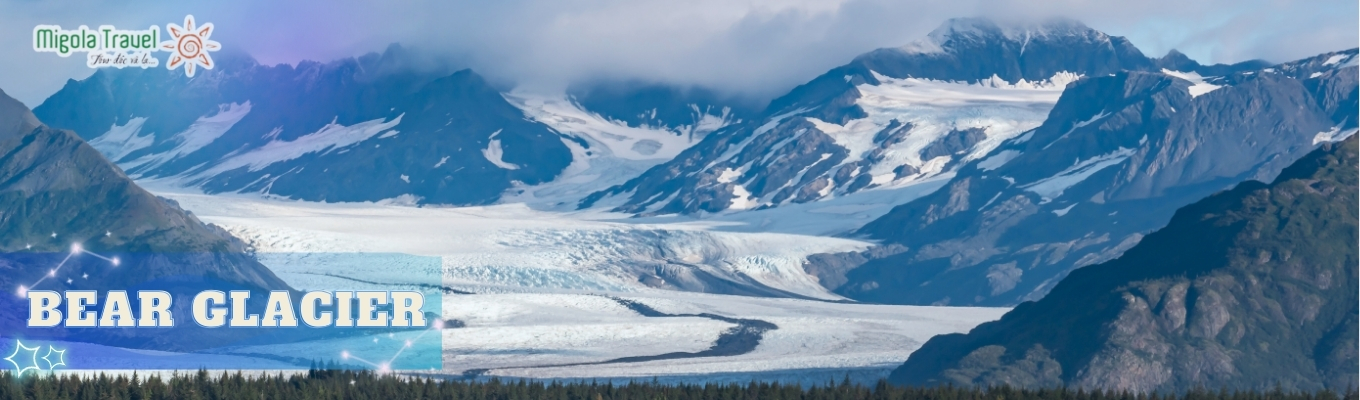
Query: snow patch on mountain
718 110 810 173
1161 69 1222 98
729 184 758 210
168 102 252 160
140 102 253 172
483 129 522 170
1314 126 1359 145
835 71 1067 187
499 91 738 209
505 91 706 161
717 168 742 183
92 103 254 174
89 117 151 163
1044 111 1110 150
196 114 403 176
500 137 650 209
977 150 1019 171
683 105 740 139
1021 147 1135 202
1051 203 1076 216
896 38 945 55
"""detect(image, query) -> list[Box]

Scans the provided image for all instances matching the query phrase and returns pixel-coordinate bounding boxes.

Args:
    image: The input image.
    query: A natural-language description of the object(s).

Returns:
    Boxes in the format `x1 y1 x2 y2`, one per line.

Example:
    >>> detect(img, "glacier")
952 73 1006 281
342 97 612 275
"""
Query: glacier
133 183 1006 383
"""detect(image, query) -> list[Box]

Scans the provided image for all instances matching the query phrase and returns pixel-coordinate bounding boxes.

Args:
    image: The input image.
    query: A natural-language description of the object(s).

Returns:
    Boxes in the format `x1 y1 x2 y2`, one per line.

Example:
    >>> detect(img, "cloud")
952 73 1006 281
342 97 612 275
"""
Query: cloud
1 0 1355 107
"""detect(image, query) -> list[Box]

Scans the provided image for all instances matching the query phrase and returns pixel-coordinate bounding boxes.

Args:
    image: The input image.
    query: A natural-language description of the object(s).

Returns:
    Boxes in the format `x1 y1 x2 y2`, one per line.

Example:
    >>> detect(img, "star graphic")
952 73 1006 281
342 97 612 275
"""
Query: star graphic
160 15 220 78
42 346 65 370
4 340 42 376
81 273 88 279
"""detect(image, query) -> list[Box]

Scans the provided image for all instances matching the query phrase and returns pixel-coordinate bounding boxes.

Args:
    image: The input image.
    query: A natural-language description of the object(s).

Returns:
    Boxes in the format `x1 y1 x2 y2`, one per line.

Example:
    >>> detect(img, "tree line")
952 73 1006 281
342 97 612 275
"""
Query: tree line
0 368 1354 400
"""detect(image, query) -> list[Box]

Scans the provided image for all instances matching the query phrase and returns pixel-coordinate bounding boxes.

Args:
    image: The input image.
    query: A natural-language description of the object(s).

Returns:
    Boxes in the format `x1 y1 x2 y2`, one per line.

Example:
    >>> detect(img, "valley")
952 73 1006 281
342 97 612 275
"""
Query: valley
140 183 1008 384
3 13 1354 391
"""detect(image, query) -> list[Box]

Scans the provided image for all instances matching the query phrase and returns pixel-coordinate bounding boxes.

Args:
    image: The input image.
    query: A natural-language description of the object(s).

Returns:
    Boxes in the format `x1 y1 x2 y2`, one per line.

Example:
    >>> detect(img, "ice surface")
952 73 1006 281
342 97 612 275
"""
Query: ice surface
626 171 955 237
439 294 729 370
148 186 870 299
133 185 1008 383
455 292 1006 384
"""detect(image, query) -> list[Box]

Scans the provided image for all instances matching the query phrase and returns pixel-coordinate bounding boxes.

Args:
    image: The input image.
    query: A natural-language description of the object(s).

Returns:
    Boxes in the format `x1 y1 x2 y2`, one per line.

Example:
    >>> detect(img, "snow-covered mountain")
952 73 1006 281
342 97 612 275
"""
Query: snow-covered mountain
32 45 743 206
579 18 1267 216
828 49 1358 306
26 17 1352 309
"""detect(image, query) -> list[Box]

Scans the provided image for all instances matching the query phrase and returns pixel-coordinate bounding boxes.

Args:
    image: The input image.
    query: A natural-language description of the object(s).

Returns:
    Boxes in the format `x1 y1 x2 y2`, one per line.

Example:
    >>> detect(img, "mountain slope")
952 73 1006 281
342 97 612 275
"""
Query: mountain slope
829 49 1358 306
890 136 1358 391
0 87 289 337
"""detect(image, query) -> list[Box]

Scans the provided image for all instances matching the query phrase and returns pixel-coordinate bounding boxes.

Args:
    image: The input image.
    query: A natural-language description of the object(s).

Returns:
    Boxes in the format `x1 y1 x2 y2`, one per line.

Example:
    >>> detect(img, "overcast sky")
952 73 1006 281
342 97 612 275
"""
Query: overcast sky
1 0 1355 107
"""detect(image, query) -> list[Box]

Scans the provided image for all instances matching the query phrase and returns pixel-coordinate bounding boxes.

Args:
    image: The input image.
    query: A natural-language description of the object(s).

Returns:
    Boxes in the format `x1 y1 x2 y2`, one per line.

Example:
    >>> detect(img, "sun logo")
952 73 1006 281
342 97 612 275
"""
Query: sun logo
159 15 220 78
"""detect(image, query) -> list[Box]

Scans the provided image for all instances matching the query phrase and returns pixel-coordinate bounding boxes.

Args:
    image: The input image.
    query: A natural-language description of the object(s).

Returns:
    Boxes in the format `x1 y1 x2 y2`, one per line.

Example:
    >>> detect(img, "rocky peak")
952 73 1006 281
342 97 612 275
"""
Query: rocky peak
901 17 1110 55
0 88 40 138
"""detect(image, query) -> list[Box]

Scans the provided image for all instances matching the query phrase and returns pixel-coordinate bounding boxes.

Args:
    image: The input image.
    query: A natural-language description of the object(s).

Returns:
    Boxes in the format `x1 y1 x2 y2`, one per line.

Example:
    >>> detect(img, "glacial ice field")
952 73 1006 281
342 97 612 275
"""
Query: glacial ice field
145 186 1007 384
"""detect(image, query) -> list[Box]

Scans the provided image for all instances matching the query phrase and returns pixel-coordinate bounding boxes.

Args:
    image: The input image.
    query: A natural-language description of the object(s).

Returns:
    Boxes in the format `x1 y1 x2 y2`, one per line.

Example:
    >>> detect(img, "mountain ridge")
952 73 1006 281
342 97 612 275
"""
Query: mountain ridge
33 47 579 205
580 17 1310 222
889 135 1358 391
828 48 1356 307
